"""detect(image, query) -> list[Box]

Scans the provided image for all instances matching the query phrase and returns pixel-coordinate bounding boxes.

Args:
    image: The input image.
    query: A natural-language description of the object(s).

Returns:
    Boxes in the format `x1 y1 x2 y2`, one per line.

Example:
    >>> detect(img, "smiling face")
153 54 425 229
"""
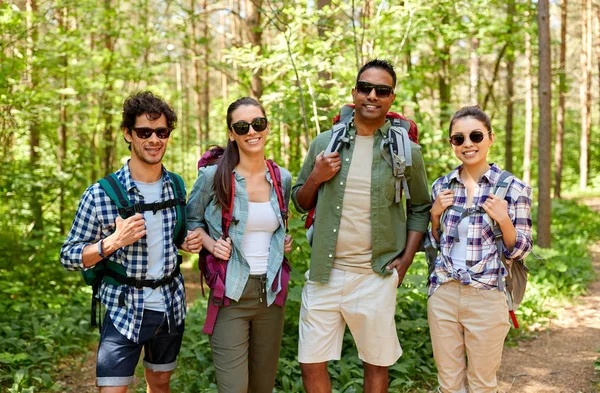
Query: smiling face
228 104 269 158
351 67 396 126
124 113 170 168
449 116 494 170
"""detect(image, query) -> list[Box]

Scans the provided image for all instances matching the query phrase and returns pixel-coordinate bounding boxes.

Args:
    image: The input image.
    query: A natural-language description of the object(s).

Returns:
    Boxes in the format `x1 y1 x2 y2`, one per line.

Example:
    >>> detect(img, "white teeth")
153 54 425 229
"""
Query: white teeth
463 151 476 157
247 138 259 144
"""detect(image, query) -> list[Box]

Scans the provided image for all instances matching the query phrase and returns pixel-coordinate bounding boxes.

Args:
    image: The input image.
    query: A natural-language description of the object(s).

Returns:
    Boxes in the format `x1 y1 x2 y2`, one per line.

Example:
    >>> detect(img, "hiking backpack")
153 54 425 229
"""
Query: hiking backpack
424 170 530 328
82 171 188 330
304 104 420 241
196 148 292 335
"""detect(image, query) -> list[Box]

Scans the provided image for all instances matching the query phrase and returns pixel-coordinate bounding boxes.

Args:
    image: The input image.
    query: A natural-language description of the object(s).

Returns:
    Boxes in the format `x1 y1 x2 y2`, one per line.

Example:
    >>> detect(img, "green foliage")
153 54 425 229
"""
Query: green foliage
0 235 96 392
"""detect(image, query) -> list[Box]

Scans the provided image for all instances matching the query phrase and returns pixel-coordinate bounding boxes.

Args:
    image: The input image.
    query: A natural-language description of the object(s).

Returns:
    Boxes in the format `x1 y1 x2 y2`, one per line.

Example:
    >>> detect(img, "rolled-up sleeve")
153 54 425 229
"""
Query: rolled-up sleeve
427 177 446 249
186 167 213 231
406 145 431 234
504 183 533 260
60 188 100 271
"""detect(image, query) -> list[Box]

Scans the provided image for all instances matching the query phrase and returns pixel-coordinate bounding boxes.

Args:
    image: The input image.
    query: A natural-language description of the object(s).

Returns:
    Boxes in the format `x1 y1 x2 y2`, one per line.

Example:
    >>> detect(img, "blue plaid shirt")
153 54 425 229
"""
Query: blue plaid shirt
60 162 186 343
427 164 533 297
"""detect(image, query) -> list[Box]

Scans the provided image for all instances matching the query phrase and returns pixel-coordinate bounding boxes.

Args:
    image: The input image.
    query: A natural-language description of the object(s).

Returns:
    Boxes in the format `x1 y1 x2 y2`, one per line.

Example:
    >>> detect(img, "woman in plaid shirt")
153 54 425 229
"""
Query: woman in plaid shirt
427 106 533 393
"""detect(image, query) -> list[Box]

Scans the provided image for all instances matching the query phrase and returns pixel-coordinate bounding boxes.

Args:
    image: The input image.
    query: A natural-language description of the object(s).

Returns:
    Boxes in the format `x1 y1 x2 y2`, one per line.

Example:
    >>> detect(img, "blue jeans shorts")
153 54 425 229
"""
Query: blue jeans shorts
96 310 185 387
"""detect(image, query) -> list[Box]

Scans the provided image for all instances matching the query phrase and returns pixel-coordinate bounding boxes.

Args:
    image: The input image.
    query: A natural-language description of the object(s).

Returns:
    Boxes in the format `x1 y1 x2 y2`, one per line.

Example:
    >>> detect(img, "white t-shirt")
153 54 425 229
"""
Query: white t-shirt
449 217 469 272
241 202 279 275
134 178 166 312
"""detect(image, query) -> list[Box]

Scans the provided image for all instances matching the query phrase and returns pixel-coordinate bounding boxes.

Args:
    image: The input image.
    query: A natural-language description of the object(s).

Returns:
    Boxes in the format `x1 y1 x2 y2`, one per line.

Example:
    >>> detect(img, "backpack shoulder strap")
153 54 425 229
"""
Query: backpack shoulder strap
266 160 289 231
167 171 188 246
98 173 132 219
389 118 413 167
489 170 516 291
324 122 349 156
381 119 412 202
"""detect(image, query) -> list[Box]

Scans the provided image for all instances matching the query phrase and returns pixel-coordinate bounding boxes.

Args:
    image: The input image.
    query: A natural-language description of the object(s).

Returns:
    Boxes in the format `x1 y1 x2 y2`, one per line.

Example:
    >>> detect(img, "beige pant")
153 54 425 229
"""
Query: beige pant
298 268 402 367
428 281 510 393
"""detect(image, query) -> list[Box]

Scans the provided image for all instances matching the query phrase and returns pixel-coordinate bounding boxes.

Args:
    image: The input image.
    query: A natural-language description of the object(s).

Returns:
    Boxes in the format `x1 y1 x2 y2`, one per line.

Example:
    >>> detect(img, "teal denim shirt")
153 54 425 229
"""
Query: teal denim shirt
186 164 292 305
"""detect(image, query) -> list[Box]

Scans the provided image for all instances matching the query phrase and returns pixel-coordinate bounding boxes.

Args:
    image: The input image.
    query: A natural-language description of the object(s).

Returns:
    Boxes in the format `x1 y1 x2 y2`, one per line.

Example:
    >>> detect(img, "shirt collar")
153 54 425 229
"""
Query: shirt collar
446 163 502 186
348 114 391 138
119 160 170 193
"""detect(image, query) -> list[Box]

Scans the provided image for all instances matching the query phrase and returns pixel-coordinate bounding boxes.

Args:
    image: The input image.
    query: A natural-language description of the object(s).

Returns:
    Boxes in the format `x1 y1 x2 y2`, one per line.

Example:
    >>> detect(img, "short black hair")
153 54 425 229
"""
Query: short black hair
121 91 177 132
448 105 492 137
356 59 397 88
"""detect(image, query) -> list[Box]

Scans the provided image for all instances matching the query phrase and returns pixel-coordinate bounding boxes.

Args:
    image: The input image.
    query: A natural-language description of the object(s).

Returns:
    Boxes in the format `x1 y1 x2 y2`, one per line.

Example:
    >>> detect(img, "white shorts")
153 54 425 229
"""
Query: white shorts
298 267 402 367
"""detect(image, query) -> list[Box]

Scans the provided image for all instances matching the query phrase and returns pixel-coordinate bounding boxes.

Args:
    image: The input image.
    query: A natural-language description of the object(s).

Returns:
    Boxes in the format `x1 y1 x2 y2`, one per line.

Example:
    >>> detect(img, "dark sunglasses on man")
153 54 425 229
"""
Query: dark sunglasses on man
230 117 268 136
355 81 394 98
449 130 489 146
131 127 172 139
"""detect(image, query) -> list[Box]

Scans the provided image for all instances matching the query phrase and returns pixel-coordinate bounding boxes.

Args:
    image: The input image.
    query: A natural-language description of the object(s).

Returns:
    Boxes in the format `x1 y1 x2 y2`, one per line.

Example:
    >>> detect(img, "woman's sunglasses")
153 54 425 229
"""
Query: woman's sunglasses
132 127 172 139
230 117 268 135
355 81 394 98
449 131 487 146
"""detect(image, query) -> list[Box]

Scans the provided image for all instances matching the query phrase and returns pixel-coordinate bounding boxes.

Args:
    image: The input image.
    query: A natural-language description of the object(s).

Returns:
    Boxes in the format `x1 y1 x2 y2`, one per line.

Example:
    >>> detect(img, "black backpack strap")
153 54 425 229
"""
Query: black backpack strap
167 171 188 246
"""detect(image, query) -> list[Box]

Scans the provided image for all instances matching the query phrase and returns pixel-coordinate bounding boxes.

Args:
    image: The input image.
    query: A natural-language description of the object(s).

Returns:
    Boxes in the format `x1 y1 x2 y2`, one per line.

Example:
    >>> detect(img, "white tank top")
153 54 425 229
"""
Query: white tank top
449 217 469 271
241 202 279 275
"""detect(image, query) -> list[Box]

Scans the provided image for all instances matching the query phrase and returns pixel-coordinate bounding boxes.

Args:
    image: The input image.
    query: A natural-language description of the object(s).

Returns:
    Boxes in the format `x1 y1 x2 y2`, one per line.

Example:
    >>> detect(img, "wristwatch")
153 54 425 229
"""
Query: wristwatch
98 239 108 259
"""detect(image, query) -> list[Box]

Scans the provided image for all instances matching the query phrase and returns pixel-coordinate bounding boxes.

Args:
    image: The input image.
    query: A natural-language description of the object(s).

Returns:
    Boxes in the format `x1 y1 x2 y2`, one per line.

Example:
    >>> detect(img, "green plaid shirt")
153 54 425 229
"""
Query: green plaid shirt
292 120 431 283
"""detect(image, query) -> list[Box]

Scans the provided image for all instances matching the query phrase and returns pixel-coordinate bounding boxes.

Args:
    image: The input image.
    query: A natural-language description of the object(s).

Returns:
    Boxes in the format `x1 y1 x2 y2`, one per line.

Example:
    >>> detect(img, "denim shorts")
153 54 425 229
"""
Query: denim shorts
96 310 185 387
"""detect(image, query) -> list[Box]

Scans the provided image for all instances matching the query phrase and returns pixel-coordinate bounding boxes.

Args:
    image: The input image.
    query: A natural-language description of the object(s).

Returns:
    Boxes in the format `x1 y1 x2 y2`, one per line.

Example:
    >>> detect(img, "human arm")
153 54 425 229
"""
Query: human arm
386 230 424 286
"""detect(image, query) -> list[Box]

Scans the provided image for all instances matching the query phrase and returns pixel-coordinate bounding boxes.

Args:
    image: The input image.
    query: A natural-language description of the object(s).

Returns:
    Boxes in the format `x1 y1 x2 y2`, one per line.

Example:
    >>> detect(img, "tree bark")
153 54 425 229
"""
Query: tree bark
537 0 552 248
523 3 534 185
202 0 210 148
554 0 567 198
504 0 516 173
580 0 592 191
246 0 263 99
469 37 480 105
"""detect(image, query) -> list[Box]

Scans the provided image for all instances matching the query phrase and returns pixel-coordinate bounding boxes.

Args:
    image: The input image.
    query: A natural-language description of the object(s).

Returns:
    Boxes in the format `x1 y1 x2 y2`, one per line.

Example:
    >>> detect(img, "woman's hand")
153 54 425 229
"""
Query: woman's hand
284 235 293 254
212 237 232 261
179 228 203 253
482 194 510 225
431 189 454 219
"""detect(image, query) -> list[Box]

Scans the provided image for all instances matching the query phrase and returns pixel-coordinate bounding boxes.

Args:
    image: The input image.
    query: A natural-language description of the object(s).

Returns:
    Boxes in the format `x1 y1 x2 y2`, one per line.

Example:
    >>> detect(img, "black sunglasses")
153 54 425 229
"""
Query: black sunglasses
132 127 172 139
230 117 268 135
355 81 394 98
449 131 487 146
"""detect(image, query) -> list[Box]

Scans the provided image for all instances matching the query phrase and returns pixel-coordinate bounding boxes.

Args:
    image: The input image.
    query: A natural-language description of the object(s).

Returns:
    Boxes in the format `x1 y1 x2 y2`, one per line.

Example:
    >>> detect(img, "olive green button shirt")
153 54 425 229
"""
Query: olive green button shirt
292 120 431 283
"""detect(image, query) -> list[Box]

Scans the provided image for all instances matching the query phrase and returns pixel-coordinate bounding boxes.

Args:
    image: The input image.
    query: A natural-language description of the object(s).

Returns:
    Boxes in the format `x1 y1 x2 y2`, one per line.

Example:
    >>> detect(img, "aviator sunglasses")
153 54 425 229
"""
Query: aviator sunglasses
355 81 394 98
132 127 172 139
230 117 268 135
449 130 487 146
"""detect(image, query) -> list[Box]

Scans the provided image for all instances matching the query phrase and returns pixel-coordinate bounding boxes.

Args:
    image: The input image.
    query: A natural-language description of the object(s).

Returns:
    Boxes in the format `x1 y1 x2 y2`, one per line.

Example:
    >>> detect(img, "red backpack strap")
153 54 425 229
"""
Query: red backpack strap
265 160 288 232
221 172 236 237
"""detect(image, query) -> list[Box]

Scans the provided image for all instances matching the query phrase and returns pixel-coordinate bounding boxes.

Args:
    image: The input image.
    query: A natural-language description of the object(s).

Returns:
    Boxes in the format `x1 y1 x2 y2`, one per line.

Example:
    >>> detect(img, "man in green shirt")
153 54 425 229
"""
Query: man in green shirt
292 59 431 393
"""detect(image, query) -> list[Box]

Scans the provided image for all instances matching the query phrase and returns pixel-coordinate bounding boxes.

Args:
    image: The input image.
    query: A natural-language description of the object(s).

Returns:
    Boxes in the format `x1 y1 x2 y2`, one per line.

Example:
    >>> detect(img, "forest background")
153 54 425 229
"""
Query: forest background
2 0 600 391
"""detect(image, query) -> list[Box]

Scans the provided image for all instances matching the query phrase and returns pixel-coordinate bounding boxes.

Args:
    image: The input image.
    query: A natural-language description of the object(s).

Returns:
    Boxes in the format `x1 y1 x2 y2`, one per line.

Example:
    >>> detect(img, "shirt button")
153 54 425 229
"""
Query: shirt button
340 182 344 185
345 158 349 162
336 206 340 209
350 136 354 140
333 229 337 233
328 254 333 258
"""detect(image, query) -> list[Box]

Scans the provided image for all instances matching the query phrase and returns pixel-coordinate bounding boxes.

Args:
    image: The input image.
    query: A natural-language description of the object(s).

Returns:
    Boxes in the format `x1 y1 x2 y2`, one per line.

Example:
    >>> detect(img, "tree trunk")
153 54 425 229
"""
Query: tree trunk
101 0 115 175
554 0 567 198
523 4 534 185
469 37 480 105
537 0 552 248
190 0 204 158
246 0 263 98
26 0 43 234
57 6 69 234
202 0 210 148
438 43 451 129
580 0 592 191
504 0 516 173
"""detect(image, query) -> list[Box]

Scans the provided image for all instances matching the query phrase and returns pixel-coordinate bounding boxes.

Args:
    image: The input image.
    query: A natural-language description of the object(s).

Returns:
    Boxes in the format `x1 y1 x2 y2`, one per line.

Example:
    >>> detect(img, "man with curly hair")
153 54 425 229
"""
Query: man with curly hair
61 91 202 392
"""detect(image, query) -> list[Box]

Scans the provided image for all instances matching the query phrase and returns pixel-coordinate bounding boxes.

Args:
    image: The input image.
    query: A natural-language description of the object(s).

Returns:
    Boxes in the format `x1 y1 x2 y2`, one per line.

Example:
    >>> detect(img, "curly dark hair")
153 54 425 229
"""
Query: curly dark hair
356 59 397 88
121 91 177 146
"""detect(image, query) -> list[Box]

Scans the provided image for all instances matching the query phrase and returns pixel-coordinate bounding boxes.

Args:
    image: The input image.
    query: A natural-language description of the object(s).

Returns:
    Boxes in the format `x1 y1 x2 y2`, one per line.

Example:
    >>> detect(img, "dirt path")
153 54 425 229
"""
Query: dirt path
497 198 600 393
53 259 201 393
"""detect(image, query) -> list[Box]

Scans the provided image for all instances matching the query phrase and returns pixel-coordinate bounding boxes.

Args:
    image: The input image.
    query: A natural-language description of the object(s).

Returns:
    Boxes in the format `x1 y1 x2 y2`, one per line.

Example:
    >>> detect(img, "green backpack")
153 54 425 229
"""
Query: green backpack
82 171 187 329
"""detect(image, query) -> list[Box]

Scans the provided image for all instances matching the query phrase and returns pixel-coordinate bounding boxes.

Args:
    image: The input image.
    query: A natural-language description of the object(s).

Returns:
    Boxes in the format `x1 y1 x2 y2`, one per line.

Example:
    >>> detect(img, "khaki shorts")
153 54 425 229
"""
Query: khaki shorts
298 267 402 367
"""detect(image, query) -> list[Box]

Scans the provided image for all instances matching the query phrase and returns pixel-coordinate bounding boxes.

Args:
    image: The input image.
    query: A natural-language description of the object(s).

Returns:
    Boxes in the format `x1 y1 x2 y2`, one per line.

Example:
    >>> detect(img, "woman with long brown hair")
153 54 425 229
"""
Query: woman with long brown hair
187 97 292 392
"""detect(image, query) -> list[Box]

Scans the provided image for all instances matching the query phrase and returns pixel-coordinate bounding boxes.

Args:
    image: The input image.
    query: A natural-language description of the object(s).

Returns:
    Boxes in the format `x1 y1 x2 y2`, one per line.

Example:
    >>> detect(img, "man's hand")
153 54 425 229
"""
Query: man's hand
212 237 232 261
111 214 146 249
180 229 203 253
284 235 293 254
386 253 413 287
312 151 342 184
